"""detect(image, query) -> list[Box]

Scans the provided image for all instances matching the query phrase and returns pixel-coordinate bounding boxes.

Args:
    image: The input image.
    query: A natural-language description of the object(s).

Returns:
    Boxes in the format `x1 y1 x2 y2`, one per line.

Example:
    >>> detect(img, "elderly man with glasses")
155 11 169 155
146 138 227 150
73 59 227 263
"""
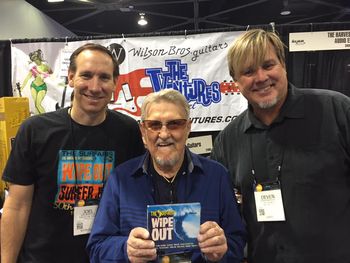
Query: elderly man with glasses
87 89 246 263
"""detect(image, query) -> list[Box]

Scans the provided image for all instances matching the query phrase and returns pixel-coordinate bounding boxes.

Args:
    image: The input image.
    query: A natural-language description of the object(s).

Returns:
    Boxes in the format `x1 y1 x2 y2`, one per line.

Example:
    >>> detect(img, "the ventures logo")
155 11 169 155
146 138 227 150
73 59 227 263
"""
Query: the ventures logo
111 59 240 117
146 59 221 107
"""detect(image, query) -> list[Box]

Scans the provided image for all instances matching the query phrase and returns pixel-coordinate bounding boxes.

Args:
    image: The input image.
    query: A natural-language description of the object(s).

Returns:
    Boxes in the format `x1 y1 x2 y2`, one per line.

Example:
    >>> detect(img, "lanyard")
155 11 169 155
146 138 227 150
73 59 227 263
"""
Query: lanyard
69 108 108 204
149 156 187 204
249 134 284 185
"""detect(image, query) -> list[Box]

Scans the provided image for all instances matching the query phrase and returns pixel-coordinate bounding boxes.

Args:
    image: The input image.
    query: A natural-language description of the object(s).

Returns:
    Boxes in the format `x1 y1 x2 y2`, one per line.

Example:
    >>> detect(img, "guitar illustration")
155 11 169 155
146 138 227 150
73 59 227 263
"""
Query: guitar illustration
111 68 154 116
219 80 240 95
111 70 239 116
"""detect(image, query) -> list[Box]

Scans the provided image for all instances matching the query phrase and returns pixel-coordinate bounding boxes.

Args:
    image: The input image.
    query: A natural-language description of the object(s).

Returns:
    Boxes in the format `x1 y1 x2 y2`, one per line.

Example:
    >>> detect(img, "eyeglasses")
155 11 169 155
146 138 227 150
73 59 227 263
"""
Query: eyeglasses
142 119 188 132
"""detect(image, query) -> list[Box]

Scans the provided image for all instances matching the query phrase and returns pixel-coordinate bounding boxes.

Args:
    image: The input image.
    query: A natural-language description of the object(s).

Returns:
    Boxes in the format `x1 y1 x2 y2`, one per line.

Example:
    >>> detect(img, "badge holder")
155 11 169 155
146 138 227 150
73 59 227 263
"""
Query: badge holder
254 181 286 222
73 199 98 236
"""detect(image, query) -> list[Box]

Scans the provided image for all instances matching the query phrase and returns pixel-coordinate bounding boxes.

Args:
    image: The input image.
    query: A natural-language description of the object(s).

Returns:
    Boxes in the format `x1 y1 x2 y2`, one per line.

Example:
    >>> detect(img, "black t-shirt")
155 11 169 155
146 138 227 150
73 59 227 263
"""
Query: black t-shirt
2 108 145 263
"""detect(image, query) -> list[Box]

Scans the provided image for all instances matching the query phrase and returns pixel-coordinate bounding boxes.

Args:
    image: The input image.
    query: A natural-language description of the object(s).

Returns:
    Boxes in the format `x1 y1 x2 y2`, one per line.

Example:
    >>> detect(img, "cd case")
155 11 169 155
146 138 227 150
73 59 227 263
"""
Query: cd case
147 202 201 254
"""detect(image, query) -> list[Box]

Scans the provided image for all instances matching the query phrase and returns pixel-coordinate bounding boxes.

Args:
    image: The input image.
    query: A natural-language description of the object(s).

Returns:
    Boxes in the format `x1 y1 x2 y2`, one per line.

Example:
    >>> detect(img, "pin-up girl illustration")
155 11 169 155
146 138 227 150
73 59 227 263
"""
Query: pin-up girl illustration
21 49 53 114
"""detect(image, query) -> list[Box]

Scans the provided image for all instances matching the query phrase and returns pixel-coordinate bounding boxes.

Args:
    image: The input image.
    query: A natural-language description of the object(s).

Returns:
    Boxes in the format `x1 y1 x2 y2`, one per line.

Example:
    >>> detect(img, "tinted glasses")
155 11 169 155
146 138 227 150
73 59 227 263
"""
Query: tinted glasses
142 119 188 132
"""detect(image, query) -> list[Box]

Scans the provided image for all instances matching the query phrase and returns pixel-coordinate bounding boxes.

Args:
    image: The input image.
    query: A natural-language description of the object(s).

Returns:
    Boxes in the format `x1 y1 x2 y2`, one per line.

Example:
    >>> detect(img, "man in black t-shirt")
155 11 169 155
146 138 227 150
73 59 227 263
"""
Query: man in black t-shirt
1 43 145 263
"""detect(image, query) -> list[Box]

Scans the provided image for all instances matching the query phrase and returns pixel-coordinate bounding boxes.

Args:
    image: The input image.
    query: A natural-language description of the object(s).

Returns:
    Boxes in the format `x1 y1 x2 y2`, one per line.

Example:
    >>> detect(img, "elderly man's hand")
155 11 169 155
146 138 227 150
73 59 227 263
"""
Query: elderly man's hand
197 221 228 262
127 227 157 263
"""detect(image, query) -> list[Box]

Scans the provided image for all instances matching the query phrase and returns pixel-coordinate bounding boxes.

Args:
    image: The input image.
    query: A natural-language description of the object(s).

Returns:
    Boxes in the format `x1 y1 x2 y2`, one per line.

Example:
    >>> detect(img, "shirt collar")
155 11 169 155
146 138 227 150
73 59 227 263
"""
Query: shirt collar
242 83 305 132
138 147 200 177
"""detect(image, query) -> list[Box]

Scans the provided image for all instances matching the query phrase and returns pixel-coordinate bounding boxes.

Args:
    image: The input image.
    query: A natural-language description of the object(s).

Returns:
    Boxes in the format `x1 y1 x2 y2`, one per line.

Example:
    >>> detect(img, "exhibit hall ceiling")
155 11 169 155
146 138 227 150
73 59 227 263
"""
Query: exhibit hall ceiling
26 0 350 36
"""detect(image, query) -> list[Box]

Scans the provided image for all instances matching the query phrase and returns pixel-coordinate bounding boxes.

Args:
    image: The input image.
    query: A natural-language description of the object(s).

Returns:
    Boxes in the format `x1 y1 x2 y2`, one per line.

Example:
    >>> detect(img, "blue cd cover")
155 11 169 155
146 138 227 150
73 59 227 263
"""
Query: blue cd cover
147 202 201 254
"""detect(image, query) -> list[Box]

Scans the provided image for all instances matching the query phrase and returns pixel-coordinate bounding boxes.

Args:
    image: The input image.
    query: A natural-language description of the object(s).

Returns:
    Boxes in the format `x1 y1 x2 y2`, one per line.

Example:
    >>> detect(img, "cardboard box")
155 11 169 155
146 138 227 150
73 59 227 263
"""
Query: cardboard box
0 97 30 198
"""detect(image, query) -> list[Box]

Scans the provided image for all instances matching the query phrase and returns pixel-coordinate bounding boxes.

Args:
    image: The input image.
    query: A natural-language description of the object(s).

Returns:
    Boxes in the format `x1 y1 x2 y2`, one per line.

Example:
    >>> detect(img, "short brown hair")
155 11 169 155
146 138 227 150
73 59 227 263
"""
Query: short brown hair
68 43 119 79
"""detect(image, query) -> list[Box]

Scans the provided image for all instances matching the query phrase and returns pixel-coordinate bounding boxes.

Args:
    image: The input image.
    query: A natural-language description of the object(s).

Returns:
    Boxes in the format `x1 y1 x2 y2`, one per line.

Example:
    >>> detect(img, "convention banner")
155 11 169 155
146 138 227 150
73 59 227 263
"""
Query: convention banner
289 30 350 52
11 31 247 132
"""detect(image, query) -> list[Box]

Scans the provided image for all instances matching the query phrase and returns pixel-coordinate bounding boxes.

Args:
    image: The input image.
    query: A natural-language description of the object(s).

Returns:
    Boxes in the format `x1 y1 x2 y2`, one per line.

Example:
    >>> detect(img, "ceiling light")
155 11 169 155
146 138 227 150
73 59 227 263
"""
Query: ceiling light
138 13 148 26
280 9 291 16
48 0 64 2
280 0 291 16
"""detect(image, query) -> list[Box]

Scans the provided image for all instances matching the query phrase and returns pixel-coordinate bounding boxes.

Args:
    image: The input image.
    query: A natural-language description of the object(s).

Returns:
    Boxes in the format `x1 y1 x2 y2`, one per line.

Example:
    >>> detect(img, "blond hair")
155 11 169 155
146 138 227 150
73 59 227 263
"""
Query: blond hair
227 29 286 80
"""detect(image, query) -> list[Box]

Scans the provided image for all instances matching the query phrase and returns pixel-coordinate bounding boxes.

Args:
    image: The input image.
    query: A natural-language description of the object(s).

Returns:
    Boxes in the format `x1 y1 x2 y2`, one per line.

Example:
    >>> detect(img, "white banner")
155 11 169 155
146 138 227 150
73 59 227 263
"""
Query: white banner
11 31 247 132
289 30 350 52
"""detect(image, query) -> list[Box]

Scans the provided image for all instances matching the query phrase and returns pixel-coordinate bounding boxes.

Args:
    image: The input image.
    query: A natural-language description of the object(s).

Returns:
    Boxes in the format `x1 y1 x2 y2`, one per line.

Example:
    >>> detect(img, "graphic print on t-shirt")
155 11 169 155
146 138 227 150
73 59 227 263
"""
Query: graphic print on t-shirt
54 149 114 212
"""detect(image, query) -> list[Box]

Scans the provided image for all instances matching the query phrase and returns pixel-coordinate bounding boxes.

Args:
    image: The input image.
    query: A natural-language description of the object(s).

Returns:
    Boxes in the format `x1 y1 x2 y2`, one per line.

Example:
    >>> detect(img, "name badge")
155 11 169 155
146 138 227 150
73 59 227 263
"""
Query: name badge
73 205 98 236
254 182 285 222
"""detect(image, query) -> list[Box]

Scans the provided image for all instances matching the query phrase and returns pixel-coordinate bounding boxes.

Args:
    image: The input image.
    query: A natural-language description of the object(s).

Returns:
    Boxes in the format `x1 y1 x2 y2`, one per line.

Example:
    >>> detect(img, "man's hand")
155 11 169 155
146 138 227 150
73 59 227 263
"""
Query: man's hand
127 227 157 263
197 221 228 262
